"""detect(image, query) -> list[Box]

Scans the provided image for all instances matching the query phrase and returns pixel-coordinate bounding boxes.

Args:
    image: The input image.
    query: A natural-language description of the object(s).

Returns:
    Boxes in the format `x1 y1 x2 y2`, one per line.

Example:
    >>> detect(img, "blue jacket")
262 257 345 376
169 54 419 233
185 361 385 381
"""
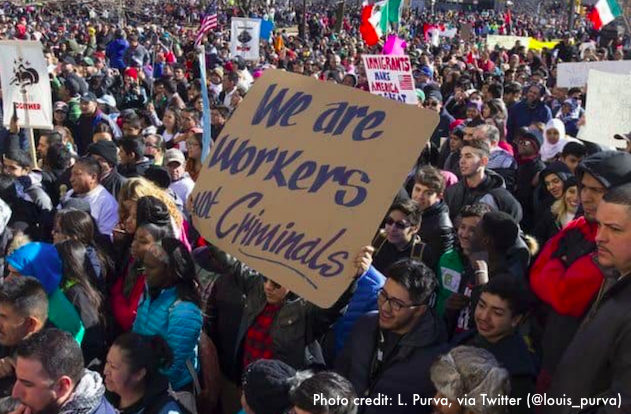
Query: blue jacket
106 38 129 71
334 266 385 353
507 100 552 142
133 287 203 390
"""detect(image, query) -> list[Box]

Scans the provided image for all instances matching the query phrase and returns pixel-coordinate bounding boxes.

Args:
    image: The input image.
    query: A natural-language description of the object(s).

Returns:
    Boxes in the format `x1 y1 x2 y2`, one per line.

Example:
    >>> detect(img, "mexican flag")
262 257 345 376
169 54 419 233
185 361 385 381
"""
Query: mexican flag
360 0 402 46
588 0 622 30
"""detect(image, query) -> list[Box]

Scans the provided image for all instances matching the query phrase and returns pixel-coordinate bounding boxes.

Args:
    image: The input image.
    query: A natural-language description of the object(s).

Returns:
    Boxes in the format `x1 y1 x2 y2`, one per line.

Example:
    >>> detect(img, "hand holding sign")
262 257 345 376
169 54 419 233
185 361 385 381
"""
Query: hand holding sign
190 70 438 307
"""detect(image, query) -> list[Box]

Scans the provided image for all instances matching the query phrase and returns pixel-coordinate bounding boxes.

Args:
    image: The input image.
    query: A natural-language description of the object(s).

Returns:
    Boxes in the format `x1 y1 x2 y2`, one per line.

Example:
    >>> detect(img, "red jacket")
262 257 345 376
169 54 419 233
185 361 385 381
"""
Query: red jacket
530 216 603 317
110 260 146 332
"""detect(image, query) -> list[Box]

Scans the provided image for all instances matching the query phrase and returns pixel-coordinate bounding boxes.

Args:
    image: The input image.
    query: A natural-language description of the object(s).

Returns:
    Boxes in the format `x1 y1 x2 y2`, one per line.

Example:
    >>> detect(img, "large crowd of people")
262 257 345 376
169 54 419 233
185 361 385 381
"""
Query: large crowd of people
0 0 629 414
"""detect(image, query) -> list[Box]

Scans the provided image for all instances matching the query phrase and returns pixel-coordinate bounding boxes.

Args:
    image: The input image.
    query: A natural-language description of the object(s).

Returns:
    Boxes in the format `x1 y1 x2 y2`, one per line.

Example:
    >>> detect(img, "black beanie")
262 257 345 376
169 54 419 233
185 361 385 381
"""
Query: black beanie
136 196 171 228
87 140 118 167
242 360 296 414
144 166 172 189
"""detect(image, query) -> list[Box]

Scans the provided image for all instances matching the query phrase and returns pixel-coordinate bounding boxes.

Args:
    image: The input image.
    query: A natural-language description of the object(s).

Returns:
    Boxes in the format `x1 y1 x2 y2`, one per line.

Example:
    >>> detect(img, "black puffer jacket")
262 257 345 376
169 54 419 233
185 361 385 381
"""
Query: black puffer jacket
202 244 356 384
444 170 523 222
419 200 454 258
336 310 447 414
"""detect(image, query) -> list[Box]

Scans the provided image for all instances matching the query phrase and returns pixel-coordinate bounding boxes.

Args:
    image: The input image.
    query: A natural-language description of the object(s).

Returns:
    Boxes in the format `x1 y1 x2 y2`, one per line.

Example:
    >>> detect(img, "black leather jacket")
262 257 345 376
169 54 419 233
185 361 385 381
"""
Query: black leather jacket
203 244 356 383
419 200 454 258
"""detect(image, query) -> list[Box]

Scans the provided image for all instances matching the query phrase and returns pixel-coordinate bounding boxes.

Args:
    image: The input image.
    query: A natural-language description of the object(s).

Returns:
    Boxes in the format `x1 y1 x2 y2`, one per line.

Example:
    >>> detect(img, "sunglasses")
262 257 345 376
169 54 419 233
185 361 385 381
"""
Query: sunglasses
384 217 411 230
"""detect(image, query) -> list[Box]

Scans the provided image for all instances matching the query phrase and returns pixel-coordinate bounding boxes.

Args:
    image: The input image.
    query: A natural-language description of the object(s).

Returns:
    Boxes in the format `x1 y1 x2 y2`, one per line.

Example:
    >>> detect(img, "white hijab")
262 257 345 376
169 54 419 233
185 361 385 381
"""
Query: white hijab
540 119 580 162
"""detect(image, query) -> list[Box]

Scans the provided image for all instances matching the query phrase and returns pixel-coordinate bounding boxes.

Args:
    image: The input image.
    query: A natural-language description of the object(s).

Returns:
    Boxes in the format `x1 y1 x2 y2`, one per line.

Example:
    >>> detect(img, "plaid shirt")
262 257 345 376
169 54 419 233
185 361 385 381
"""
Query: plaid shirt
242 303 282 369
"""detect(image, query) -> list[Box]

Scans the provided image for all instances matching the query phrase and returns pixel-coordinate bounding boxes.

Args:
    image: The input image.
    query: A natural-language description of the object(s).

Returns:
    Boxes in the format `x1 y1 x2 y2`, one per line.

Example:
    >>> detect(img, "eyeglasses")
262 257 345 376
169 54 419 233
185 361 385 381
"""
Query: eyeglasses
384 217 411 230
424 101 439 108
517 139 533 146
377 288 421 312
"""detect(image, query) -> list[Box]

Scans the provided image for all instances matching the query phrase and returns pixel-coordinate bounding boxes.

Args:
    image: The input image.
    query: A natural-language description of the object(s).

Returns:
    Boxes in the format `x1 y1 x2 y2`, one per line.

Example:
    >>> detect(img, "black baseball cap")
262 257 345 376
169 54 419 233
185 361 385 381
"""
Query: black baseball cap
80 92 97 103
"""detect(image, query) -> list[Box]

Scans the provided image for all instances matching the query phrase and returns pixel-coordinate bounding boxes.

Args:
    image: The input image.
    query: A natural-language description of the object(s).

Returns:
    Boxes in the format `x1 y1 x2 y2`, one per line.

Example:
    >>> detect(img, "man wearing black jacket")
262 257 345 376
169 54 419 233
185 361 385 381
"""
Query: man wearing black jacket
444 139 523 222
336 260 446 414
545 183 631 414
514 128 546 232
411 166 454 258
452 275 537 414
87 140 127 200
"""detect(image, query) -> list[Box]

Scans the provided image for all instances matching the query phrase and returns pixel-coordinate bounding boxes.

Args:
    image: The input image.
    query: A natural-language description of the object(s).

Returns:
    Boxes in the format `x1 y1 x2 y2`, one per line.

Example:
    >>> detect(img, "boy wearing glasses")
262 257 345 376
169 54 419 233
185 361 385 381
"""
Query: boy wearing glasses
372 200 436 274
336 260 445 414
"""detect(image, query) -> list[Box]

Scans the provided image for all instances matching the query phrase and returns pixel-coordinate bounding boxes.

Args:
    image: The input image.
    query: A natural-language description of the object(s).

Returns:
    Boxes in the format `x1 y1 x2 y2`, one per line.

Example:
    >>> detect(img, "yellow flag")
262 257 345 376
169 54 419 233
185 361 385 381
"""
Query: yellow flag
528 38 561 51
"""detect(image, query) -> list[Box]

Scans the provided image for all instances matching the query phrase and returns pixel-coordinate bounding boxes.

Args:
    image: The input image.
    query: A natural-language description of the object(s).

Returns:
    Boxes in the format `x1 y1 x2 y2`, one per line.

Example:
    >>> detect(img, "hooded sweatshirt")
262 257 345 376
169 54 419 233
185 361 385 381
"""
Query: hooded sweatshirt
540 119 580 162
7 243 85 343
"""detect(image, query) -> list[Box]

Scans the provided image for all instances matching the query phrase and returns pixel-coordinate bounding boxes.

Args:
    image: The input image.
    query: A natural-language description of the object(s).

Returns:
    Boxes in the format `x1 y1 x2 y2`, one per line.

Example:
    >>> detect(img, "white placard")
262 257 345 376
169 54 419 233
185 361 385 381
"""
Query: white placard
362 54 418 105
486 35 529 51
557 60 631 88
579 70 631 149
230 18 261 61
0 40 53 129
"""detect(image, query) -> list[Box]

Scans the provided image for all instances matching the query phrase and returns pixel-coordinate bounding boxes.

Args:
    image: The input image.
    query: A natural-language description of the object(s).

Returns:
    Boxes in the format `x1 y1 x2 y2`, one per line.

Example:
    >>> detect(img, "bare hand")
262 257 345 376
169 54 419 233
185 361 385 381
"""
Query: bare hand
0 357 14 378
8 404 29 414
354 246 375 277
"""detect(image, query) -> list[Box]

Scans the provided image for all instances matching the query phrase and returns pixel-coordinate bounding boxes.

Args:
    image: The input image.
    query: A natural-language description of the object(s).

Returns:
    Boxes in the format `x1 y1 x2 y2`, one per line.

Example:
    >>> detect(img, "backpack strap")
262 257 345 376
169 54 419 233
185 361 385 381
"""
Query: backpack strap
371 229 388 257
410 236 426 262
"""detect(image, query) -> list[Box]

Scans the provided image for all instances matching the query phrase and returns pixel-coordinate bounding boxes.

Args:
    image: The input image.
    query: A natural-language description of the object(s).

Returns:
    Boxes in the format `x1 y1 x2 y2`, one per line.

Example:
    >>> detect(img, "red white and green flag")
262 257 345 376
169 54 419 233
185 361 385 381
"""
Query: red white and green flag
588 0 622 30
360 0 402 46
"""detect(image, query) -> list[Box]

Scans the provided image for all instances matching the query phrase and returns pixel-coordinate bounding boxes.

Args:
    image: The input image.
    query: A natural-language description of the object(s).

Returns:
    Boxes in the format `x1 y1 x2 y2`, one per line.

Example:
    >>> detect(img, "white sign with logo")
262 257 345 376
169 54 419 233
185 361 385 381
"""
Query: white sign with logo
0 41 53 129
230 18 261 61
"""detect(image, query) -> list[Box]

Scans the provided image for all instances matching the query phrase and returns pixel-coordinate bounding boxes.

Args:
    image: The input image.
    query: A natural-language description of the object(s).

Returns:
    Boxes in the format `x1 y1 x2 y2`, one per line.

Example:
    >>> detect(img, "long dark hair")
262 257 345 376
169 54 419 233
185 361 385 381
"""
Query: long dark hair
160 237 201 306
56 239 103 312
56 209 113 281
112 333 173 387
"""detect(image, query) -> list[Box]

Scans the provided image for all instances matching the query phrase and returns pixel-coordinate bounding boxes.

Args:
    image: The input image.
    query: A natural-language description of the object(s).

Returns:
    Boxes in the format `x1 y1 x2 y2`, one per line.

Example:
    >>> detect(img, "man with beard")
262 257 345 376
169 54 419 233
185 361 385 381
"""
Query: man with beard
12 329 115 414
530 151 631 394
544 183 631 414
506 84 552 142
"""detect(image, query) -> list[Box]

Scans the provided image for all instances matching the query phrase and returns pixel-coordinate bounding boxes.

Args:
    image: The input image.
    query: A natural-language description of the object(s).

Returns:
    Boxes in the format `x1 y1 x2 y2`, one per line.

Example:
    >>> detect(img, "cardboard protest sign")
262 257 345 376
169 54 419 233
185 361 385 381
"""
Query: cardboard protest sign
557 60 631 87
190 70 438 308
230 18 261 61
579 70 631 149
0 41 53 129
362 54 418 105
486 35 529 51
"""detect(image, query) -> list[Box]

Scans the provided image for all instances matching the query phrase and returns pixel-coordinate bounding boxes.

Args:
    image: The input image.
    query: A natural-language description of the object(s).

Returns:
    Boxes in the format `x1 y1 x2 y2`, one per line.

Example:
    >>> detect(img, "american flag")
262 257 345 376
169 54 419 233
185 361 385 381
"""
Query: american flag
195 2 218 47
398 74 413 90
